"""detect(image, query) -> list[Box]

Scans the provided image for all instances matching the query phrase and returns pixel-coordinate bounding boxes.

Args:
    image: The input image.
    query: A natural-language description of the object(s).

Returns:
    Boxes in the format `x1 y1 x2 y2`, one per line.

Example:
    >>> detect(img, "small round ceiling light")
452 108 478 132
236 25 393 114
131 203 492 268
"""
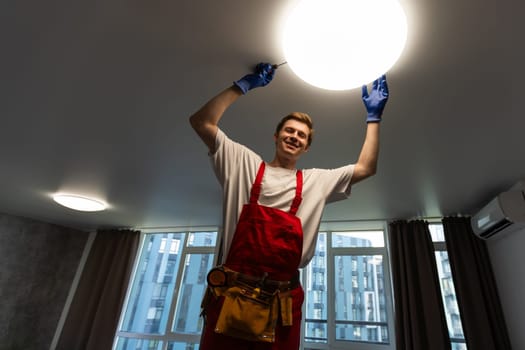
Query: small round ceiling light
282 0 408 90
53 194 107 212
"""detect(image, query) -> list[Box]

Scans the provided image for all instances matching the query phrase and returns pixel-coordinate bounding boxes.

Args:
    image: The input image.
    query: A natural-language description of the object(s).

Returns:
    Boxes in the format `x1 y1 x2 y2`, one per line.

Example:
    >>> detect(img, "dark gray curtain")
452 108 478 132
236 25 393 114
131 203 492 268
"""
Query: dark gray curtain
56 229 140 350
388 220 451 350
442 216 512 350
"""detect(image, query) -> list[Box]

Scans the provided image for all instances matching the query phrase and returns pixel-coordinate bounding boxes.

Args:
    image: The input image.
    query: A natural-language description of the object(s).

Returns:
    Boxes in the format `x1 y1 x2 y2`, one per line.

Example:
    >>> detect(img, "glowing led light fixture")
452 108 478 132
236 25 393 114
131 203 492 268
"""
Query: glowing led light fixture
282 0 408 90
53 194 107 212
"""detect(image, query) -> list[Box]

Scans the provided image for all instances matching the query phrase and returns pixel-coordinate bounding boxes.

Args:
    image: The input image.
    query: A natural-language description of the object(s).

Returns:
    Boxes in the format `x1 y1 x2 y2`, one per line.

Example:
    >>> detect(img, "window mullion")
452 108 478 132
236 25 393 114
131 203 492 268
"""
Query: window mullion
332 247 384 255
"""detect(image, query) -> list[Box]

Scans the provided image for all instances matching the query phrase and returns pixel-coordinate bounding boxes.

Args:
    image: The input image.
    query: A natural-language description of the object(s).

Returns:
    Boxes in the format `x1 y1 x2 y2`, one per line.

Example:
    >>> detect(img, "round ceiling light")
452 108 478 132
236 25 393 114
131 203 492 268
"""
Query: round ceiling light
53 194 107 212
282 0 408 90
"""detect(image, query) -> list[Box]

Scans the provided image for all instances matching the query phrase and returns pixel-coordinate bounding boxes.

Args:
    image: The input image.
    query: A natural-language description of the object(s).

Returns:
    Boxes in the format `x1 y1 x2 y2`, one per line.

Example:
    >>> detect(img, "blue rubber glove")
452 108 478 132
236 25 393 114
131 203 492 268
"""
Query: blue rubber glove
362 75 389 123
233 63 275 94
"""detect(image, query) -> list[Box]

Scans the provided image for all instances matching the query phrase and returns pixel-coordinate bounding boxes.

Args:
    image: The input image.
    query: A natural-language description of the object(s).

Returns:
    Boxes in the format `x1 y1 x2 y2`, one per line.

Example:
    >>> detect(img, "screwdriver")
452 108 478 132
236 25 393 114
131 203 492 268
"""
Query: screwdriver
273 61 288 70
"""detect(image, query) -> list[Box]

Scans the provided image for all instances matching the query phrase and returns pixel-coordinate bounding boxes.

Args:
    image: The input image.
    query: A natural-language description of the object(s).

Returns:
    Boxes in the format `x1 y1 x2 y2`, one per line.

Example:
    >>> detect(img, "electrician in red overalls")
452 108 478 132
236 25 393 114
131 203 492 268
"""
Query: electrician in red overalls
189 63 388 349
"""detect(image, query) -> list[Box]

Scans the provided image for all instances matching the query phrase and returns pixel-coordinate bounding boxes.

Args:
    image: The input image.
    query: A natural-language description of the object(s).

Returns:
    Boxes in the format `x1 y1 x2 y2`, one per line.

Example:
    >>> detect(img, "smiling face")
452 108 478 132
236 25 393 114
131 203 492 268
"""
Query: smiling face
275 112 314 147
273 118 311 162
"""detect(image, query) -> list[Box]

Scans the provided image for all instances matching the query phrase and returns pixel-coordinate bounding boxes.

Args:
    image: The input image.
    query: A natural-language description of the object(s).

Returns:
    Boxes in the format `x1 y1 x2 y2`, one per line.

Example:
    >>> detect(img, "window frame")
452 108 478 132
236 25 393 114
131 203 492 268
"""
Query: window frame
428 222 468 350
301 221 396 350
114 222 396 350
113 228 221 350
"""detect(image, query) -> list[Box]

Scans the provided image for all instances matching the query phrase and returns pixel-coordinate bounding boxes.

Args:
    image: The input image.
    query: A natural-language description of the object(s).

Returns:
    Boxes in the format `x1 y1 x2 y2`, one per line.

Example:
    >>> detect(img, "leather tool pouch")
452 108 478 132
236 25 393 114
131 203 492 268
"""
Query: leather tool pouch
213 280 279 342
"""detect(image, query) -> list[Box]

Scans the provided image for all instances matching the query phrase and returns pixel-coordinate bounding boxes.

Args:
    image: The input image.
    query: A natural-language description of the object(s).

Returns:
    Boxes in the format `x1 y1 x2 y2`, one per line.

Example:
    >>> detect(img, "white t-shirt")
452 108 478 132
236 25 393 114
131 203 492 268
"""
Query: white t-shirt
211 128 354 268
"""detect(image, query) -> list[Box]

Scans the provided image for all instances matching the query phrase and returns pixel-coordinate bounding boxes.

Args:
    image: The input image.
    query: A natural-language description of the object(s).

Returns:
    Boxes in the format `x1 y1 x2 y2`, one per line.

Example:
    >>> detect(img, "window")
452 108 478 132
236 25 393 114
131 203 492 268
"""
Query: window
114 231 218 350
115 226 395 350
303 227 395 350
428 223 468 350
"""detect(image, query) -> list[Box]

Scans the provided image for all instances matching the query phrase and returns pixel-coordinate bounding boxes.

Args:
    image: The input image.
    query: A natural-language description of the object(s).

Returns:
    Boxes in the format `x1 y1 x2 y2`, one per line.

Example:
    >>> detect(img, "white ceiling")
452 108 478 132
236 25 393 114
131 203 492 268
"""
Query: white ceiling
1 0 524 231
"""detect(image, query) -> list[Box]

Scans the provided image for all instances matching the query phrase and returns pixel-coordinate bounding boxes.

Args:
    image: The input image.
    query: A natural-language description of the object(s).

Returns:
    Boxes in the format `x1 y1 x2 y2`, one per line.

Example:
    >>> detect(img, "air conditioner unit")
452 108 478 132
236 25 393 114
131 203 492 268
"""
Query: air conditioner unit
471 190 525 239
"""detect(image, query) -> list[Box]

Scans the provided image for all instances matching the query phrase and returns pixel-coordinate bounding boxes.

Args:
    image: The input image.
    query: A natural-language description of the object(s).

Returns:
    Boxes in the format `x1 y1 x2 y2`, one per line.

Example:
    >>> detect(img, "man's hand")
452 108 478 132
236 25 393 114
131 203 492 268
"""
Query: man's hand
362 75 389 123
233 63 275 94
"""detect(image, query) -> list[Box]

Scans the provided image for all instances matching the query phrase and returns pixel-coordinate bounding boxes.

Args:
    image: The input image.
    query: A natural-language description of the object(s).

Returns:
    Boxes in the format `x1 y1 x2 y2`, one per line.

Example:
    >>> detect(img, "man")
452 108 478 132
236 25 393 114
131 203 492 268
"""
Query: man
189 63 389 349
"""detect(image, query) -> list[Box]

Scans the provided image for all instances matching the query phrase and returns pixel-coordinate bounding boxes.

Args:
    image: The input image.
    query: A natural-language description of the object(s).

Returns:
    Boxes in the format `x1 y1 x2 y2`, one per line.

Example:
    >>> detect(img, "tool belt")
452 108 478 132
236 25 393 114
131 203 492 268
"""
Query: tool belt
202 266 300 343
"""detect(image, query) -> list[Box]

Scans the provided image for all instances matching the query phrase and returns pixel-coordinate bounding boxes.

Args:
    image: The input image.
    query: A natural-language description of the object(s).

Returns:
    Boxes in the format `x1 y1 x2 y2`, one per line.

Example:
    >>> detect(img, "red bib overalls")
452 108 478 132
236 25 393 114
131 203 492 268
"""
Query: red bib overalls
200 162 305 350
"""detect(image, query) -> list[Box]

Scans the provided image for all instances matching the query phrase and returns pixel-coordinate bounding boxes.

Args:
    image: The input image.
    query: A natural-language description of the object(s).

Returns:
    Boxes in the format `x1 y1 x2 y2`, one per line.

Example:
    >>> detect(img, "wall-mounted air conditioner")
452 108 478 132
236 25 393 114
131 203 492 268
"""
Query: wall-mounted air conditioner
471 190 525 239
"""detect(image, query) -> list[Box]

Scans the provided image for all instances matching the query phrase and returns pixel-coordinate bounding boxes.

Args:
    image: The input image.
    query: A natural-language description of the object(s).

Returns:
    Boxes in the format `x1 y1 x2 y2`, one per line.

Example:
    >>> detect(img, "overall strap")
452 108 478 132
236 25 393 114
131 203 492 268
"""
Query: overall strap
249 161 303 214
249 162 266 204
289 170 303 215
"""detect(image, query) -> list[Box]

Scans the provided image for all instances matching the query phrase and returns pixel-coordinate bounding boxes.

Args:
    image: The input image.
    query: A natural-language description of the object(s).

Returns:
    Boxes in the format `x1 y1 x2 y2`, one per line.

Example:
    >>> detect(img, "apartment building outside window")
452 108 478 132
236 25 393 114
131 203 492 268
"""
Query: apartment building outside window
302 224 395 350
114 231 218 350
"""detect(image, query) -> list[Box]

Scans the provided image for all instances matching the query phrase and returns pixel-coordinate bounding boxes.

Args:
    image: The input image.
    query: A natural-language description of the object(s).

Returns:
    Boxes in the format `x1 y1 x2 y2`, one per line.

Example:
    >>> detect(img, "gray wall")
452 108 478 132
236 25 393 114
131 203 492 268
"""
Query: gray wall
487 227 525 350
0 213 89 350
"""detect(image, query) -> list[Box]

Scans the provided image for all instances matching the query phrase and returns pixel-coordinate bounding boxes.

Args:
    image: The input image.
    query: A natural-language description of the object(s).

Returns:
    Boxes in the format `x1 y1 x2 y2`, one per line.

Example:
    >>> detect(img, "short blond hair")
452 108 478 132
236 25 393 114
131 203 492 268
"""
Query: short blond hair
275 112 314 146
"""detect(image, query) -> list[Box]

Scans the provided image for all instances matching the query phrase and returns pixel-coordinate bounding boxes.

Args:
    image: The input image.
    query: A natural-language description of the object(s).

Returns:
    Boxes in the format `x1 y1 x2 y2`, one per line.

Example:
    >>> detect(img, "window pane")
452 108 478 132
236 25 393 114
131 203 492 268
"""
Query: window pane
304 232 328 343
435 251 466 341
120 233 185 334
334 254 389 343
114 337 162 350
451 342 468 350
187 232 217 247
332 231 384 247
172 253 215 334
167 342 200 350
429 223 445 242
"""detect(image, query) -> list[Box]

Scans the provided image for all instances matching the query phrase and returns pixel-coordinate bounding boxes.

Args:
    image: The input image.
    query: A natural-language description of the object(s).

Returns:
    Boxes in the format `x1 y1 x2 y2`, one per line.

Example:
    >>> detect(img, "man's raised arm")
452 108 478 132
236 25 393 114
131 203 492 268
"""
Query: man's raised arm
189 63 276 153
350 75 389 185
